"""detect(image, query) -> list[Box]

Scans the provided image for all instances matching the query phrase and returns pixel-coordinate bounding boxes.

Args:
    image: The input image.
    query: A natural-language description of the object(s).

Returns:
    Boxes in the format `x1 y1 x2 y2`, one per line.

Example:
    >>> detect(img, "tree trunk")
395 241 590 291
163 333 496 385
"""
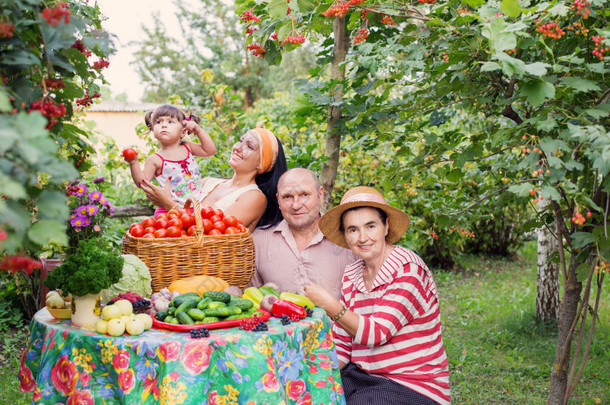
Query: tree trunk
320 16 349 211
112 204 155 218
536 198 559 321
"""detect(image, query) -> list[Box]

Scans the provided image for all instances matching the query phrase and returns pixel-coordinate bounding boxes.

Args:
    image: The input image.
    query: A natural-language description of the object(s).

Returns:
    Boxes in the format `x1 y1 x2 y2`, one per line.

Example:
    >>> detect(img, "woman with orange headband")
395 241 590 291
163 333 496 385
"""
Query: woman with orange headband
141 128 287 231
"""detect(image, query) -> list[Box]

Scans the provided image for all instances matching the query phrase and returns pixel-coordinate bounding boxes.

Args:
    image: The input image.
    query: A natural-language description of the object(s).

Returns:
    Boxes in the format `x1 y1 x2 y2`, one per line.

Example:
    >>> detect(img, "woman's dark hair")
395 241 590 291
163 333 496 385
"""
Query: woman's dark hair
144 104 200 131
255 140 288 229
339 206 388 236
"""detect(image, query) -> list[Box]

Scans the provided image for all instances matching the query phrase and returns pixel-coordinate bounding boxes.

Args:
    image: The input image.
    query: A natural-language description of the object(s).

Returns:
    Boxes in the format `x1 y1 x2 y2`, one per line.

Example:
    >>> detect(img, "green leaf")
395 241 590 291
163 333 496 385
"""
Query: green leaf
508 183 533 196
495 52 525 76
446 168 463 183
536 118 557 132
0 173 27 199
481 62 501 72
269 0 289 19
560 77 600 93
520 80 555 107
27 220 68 247
493 32 516 52
575 262 590 283
524 62 549 77
36 190 70 221
539 137 570 154
572 232 596 249
584 108 609 119
540 186 561 202
0 89 11 112
501 0 522 17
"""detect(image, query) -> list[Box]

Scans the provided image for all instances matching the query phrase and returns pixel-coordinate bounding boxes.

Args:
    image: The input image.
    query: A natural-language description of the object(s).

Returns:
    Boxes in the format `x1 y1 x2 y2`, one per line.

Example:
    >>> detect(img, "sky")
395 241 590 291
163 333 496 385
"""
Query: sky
97 0 187 102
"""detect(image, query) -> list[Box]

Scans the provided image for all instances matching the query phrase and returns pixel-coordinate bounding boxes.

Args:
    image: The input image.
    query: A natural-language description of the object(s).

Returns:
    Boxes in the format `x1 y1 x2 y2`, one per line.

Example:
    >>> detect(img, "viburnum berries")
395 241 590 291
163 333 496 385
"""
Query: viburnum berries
592 36 608 61
0 22 16 38
322 0 364 18
92 58 110 70
246 43 265 57
353 28 369 44
28 98 67 129
76 90 102 107
71 39 92 57
280 35 306 45
240 11 261 23
536 21 566 39
44 78 66 90
381 16 396 26
41 2 70 26
571 0 591 19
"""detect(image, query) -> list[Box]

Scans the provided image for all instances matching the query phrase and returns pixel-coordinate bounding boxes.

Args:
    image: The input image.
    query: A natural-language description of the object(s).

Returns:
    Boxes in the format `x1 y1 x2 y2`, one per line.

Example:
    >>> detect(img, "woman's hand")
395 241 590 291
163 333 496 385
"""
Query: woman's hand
140 179 174 211
304 283 339 313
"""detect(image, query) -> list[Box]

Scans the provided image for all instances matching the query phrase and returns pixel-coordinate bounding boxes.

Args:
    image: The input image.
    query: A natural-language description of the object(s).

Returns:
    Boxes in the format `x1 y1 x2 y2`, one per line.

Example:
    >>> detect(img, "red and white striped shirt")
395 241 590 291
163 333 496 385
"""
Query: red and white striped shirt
333 246 451 405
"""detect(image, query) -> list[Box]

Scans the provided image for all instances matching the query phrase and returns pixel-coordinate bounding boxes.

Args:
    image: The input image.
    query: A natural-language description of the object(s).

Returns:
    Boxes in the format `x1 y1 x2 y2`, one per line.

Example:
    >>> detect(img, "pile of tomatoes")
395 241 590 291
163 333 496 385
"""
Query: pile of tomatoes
128 206 247 239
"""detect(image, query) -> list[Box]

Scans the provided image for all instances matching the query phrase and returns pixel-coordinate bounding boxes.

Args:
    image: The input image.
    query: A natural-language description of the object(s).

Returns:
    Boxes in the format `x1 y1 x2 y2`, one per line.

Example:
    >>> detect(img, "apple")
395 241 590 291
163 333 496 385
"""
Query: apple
106 318 125 337
95 319 108 334
46 294 65 309
135 313 153 330
125 317 145 336
114 299 133 316
101 304 122 321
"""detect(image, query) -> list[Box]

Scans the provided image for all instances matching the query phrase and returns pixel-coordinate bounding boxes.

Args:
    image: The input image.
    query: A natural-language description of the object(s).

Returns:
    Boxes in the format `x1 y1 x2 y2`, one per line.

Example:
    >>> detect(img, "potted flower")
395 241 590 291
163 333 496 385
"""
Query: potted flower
44 238 123 327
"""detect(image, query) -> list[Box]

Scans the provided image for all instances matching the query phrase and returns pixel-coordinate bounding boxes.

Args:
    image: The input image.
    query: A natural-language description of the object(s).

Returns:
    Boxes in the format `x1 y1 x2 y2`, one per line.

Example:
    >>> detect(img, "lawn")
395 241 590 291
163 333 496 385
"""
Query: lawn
1 243 608 404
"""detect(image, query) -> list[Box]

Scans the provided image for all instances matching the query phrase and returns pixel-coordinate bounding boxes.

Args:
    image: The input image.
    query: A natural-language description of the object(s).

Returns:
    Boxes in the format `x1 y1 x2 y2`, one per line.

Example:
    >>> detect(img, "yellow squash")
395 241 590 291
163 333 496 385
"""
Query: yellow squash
168 275 229 296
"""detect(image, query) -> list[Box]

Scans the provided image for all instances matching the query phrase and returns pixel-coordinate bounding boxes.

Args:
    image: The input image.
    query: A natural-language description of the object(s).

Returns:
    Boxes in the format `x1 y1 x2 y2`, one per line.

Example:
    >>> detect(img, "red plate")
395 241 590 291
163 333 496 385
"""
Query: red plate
152 310 271 332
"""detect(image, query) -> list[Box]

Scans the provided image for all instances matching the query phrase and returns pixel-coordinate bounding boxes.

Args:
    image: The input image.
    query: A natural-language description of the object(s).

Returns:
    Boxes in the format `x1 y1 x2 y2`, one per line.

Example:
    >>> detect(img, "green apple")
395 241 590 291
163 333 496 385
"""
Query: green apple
114 299 133 316
106 318 125 337
101 304 122 321
135 313 153 330
95 319 108 334
125 317 145 336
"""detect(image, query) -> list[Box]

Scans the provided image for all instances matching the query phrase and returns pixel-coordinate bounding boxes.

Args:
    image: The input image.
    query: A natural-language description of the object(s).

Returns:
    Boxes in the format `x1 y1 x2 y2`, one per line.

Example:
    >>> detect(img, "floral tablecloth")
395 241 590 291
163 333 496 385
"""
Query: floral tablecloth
19 307 345 405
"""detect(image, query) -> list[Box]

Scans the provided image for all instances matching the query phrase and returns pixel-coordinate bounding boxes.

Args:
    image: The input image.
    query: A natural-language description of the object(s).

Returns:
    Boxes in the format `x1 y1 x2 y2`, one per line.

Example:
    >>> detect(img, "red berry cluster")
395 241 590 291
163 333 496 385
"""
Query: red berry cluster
592 36 608 61
448 226 475 238
381 16 396 26
417 0 437 4
565 21 589 36
239 315 263 331
430 231 439 240
28 99 67 129
529 188 546 204
0 22 16 38
240 11 261 23
360 9 370 19
442 51 449 61
245 26 258 34
41 2 70 26
536 21 565 39
595 261 609 274
92 58 109 70
71 39 92 57
353 28 369 44
571 210 590 226
76 90 101 107
505 48 517 55
270 33 278 40
44 78 65 90
0 255 41 276
247 43 265 57
281 35 306 45
322 0 364 18
571 0 590 19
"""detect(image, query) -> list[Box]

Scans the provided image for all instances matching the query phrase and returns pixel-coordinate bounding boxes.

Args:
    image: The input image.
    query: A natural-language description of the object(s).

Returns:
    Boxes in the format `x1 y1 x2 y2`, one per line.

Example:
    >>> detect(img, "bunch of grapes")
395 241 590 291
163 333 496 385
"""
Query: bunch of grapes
253 321 268 332
280 315 292 325
304 306 314 318
190 327 210 339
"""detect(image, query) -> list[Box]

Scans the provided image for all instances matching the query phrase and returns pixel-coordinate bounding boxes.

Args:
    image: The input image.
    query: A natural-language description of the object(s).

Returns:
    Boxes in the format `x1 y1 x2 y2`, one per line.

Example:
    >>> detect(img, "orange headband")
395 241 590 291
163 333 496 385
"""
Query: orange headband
251 128 279 173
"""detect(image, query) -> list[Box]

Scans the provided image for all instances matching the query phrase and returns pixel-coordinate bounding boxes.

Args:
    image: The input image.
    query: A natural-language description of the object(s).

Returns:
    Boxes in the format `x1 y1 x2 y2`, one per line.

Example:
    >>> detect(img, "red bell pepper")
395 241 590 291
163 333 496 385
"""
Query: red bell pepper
271 299 306 320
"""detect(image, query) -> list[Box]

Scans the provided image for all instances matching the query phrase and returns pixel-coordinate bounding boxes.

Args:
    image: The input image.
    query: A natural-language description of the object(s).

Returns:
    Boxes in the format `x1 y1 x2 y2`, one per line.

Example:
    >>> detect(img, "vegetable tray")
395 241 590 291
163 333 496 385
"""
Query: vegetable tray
152 310 271 332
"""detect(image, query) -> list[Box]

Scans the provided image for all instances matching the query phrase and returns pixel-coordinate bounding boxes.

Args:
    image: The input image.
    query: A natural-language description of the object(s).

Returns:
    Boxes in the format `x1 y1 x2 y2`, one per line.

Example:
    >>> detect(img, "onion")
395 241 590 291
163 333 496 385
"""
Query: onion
170 290 181 300
150 292 161 302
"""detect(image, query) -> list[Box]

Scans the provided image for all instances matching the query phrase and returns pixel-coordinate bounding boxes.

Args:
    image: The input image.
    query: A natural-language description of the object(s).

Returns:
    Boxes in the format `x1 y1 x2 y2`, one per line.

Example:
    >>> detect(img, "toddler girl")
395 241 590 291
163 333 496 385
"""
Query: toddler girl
125 104 216 217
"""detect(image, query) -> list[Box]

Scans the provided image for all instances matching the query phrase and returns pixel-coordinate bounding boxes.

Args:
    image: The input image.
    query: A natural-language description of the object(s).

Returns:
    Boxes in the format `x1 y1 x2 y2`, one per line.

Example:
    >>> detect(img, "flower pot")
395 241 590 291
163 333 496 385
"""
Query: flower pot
71 293 101 328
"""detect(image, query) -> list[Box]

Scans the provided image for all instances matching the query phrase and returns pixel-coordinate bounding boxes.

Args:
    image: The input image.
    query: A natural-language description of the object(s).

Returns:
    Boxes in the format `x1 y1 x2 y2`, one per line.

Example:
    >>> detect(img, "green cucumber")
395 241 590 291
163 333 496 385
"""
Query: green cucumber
198 316 220 323
176 311 195 325
207 301 227 309
204 306 241 318
176 298 199 313
229 298 254 311
202 290 231 304
155 309 169 321
197 297 213 311
187 308 206 321
171 293 200 308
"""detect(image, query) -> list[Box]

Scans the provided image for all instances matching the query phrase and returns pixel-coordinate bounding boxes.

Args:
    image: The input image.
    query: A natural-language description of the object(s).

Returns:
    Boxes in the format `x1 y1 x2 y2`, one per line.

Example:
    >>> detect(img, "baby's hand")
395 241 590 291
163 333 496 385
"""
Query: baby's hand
182 119 200 134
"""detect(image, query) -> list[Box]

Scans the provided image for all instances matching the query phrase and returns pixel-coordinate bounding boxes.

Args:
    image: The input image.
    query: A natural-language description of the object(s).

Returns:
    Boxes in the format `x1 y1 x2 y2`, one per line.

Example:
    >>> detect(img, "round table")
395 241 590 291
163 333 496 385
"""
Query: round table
19 307 345 404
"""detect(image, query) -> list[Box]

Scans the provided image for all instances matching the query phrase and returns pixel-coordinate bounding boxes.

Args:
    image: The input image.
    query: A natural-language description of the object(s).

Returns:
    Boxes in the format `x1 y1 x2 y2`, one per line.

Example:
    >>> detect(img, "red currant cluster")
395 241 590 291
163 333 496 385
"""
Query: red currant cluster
430 231 439 240
247 43 266 57
92 58 109 70
571 0 590 19
280 35 306 45
360 9 370 19
448 226 475 238
240 11 261 23
44 78 65 90
592 36 608 61
565 21 589 36
0 22 16 38
28 99 67 129
417 0 437 4
381 16 396 26
536 21 566 39
505 48 517 55
571 210 591 226
41 2 70 27
353 28 369 44
270 33 278 40
529 188 545 204
71 39 92 57
0 255 41 276
76 91 101 107
245 26 258 34
442 51 449 61
239 315 263 331
595 261 609 274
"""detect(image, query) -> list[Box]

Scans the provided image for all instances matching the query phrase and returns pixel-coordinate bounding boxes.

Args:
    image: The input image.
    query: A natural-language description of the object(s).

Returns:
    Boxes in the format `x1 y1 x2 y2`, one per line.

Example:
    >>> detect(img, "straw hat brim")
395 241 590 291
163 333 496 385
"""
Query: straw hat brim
319 200 410 249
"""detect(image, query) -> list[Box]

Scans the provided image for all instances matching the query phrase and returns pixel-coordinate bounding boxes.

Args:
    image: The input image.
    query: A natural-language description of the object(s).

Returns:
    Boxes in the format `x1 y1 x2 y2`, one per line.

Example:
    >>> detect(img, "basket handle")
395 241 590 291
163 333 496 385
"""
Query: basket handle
183 197 207 248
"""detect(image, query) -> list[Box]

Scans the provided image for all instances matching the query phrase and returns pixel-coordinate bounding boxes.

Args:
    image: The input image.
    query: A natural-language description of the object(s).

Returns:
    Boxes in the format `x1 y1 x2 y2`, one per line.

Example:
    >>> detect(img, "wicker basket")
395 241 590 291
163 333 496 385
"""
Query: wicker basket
121 198 256 292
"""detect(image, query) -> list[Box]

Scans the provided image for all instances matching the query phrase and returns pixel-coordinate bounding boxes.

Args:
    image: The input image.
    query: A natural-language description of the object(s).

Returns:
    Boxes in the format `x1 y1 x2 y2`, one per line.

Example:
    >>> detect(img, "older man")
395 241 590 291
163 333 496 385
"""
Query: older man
249 168 356 299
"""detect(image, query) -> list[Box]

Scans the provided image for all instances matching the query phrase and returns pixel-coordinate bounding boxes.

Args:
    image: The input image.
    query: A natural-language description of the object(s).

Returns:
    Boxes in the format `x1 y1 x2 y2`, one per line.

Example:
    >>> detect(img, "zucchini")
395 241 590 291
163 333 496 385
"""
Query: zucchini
202 290 231 304
204 306 241 318
176 311 195 325
229 298 254 311
171 292 200 308
187 308 206 321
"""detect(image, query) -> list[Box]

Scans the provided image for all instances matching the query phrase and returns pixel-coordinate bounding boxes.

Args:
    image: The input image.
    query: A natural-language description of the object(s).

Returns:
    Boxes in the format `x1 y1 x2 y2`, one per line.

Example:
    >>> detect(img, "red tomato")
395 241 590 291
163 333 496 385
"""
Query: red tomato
213 208 224 220
166 226 181 238
144 226 156 235
153 228 168 238
201 206 214 219
155 218 169 229
130 226 144 237
167 210 180 220
208 228 222 236
129 223 142 232
168 218 183 229
224 226 240 234
181 229 187 237
236 221 246 233
201 219 213 234
142 233 155 239
142 217 156 228
212 220 226 234
187 225 196 236
178 209 188 216
156 213 168 221
209 215 221 224
180 214 195 229
223 215 238 228
122 147 137 161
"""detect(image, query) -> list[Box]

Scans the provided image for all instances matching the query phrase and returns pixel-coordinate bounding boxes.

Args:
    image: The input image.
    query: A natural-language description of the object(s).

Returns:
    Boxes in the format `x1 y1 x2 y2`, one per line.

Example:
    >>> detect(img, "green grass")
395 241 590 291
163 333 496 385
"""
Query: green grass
1 243 608 404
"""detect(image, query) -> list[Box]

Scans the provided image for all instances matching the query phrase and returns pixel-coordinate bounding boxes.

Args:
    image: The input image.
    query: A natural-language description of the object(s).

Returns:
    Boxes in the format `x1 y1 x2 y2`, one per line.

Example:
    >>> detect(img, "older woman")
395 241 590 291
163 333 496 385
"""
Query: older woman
304 186 450 405
141 128 287 231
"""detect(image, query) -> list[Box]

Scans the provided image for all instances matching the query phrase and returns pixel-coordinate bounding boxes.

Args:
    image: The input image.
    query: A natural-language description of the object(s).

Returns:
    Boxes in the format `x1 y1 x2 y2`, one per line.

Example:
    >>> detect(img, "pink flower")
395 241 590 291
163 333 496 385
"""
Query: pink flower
287 379 307 401
32 387 42 401
66 389 94 405
79 372 91 386
51 354 78 395
296 391 312 405
158 341 180 362
261 371 279 392
118 369 135 393
208 391 219 405
113 350 130 371
181 341 213 374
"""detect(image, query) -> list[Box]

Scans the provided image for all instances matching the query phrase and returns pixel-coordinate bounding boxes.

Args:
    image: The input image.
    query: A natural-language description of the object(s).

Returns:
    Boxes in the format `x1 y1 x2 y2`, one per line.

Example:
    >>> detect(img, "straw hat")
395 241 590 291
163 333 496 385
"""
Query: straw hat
319 186 410 249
